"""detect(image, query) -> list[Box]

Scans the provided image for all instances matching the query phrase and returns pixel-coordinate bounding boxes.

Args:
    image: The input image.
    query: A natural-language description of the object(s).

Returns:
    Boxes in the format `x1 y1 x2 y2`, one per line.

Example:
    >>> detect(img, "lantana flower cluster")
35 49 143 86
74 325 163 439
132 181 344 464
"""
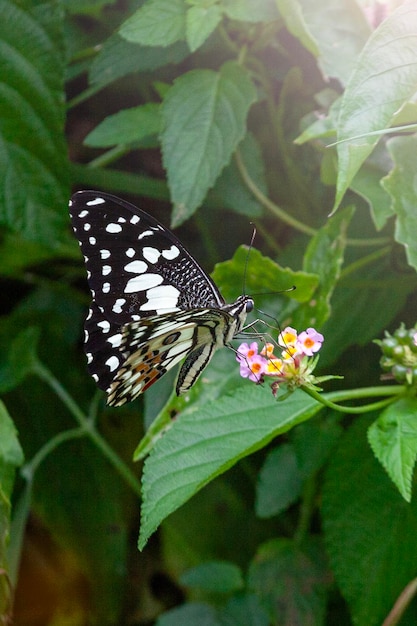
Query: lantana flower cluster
236 327 324 395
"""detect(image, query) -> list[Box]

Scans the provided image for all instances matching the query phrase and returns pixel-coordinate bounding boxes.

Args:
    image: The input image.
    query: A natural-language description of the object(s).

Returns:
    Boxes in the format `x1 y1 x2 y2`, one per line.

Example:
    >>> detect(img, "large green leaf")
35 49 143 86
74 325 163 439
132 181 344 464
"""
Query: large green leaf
334 0 417 210
0 0 69 247
383 134 417 271
139 387 322 549
84 103 162 148
161 61 257 225
322 416 417 625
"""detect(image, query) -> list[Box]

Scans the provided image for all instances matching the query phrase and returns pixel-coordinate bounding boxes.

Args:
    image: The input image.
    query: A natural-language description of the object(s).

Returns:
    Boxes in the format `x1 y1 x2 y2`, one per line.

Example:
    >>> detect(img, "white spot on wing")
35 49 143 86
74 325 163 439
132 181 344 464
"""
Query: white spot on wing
139 285 180 311
124 260 147 273
162 245 180 260
86 197 105 206
143 247 160 263
102 265 111 276
83 223 91 231
106 223 122 234
112 298 126 314
130 215 140 225
89 236 96 245
100 249 111 260
126 248 135 257
138 230 153 239
103 282 111 293
107 333 122 348
124 273 163 293
79 210 89 218
106 355 120 372
97 320 110 333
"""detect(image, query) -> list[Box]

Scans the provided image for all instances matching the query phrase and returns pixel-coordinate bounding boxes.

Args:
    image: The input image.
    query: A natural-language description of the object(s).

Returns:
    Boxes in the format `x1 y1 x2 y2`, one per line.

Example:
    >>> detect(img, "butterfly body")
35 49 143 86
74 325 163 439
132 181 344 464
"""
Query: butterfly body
69 191 253 406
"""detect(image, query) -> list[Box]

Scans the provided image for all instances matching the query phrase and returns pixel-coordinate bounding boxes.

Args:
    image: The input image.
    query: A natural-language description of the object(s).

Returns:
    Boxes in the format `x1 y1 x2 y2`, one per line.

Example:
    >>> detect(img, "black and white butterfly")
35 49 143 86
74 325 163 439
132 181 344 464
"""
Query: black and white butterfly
69 191 254 406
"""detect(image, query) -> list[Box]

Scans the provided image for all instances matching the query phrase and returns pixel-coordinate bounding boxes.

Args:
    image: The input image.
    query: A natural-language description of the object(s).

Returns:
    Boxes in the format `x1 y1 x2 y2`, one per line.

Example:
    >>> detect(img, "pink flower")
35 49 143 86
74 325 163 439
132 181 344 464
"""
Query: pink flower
296 328 324 356
236 342 259 363
238 354 267 382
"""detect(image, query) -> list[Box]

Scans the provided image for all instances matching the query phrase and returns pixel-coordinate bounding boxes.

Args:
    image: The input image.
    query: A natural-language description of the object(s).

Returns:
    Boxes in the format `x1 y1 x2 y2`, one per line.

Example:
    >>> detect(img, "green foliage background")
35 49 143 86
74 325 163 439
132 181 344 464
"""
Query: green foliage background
1 0 417 624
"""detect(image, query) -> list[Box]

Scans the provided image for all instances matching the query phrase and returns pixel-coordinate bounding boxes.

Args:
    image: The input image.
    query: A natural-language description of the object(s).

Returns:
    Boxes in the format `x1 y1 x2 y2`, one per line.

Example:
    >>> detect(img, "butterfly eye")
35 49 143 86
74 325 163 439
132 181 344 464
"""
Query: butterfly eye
246 299 254 313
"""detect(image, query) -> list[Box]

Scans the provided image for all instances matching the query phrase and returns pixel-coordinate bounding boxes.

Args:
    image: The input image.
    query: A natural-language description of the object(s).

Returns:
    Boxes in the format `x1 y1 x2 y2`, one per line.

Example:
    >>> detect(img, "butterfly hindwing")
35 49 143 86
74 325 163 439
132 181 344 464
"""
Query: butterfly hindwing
69 191 254 403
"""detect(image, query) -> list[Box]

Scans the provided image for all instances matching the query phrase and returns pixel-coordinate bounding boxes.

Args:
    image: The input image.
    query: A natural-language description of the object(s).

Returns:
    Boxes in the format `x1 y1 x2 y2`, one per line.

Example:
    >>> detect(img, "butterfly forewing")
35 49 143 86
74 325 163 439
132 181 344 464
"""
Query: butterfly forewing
69 191 253 403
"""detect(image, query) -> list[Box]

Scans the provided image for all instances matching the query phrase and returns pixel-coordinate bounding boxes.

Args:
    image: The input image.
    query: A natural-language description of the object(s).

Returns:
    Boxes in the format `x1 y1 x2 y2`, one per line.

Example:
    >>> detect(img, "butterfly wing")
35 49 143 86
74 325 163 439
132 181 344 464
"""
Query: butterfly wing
107 308 232 406
69 190 226 395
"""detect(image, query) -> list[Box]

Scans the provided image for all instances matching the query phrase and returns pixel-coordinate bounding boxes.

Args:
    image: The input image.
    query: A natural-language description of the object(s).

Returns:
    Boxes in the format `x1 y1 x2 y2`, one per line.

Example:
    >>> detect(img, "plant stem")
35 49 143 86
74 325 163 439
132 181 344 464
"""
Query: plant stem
302 385 404 414
33 360 142 497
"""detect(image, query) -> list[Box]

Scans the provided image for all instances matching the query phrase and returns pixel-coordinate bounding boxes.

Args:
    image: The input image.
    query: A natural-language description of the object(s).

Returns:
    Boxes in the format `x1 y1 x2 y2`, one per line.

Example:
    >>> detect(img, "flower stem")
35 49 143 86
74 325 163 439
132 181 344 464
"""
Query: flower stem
302 385 404 414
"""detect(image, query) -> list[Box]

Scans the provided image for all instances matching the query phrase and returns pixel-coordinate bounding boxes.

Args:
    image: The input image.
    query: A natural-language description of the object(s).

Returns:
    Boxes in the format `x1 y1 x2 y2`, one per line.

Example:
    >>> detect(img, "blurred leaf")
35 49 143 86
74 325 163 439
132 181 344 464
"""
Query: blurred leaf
334 1 417 210
0 401 24 619
275 0 319 57
186 4 222 52
298 0 370 84
323 416 417 625
351 162 393 231
63 0 115 13
247 537 329 624
319 260 411 369
212 246 318 304
0 327 40 394
383 134 417 271
161 62 257 225
208 133 266 217
220 594 269 626
291 417 342 479
89 35 189 87
297 206 355 328
368 397 417 502
139 387 322 548
180 561 244 593
120 0 187 47
255 444 303 518
0 0 69 247
222 0 278 22
157 602 220 625
84 103 162 148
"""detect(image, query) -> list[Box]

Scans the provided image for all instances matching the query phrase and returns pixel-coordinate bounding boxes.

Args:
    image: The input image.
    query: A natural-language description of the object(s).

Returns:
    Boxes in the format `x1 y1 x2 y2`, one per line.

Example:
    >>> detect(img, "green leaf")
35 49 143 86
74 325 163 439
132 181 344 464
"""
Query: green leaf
157 602 220 626
0 400 24 618
139 387 322 549
0 0 69 247
180 561 244 593
212 246 318 304
222 0 278 22
368 397 417 502
89 35 189 87
119 0 187 47
247 537 329 624
291 417 342 479
334 0 417 210
208 133 266 217
0 327 40 394
322 415 417 625
84 103 162 148
255 444 303 519
382 135 417 271
186 4 222 53
161 61 257 225
220 594 269 626
350 159 393 231
297 205 355 328
297 0 370 85
275 0 319 57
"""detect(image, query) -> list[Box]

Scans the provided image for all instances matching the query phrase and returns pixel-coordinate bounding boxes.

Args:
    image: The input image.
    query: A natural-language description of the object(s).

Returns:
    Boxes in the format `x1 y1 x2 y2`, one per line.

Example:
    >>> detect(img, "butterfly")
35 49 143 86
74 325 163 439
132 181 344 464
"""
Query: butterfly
69 191 254 406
